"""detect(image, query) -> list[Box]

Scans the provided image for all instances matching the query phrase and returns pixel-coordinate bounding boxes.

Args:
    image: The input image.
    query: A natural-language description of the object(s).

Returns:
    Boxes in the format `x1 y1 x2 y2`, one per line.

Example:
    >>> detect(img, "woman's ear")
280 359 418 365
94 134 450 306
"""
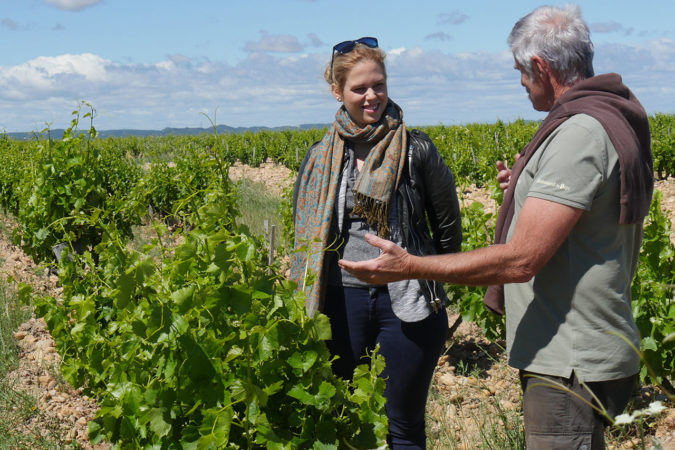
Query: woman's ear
331 83 342 102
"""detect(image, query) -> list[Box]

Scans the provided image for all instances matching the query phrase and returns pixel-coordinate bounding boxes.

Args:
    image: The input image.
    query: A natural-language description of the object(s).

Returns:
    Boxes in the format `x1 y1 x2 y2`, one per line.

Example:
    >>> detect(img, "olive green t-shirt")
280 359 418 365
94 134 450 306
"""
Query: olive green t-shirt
505 113 642 382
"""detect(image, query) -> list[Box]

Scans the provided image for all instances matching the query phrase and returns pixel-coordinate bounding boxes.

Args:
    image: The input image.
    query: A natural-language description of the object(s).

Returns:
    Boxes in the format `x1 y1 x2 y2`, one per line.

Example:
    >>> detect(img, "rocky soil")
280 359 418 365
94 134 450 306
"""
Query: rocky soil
10 318 106 448
1 213 108 448
1 162 673 448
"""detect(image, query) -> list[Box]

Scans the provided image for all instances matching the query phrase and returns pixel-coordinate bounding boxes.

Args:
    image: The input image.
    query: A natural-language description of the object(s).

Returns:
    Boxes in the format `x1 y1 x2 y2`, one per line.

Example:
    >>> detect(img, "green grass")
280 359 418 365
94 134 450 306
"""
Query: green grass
234 178 283 244
128 177 284 255
0 282 30 376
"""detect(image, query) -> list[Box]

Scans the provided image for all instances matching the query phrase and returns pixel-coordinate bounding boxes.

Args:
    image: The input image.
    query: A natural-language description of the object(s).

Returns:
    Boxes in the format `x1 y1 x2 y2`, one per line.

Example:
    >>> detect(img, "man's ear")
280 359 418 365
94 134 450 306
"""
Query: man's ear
532 56 555 83
531 56 549 79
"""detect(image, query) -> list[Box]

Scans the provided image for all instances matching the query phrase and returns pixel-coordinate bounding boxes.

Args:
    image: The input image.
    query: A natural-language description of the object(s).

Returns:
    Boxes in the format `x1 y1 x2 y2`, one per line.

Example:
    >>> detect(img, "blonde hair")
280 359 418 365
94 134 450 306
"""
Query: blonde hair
324 44 387 93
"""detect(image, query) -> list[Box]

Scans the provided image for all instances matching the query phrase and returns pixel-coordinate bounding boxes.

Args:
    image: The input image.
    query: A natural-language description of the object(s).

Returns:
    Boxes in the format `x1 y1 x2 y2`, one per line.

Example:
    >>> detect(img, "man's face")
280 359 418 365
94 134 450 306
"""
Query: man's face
515 59 553 112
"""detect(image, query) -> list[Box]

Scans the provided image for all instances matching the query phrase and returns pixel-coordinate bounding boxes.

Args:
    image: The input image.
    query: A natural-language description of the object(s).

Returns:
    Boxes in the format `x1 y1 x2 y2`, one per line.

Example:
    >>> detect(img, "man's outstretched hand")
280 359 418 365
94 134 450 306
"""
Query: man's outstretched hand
338 233 413 284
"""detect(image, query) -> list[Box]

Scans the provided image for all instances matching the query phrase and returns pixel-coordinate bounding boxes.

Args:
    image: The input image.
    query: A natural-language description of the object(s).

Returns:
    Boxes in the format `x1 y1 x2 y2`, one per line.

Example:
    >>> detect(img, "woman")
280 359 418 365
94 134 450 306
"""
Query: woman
291 37 462 449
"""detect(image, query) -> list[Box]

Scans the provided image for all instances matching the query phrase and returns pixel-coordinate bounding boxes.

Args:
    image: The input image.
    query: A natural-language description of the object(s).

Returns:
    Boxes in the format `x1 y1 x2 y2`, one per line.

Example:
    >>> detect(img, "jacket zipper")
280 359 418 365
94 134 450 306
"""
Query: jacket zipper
405 140 442 313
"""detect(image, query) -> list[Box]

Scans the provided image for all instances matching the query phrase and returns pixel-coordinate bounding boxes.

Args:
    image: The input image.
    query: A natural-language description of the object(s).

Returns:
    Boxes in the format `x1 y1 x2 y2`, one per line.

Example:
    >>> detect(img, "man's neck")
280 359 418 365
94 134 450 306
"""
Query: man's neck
551 78 573 104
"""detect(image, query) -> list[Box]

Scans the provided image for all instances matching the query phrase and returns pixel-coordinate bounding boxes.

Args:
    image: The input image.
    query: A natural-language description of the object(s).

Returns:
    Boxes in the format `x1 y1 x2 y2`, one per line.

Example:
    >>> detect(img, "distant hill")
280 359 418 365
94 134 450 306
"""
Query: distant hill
5 123 330 140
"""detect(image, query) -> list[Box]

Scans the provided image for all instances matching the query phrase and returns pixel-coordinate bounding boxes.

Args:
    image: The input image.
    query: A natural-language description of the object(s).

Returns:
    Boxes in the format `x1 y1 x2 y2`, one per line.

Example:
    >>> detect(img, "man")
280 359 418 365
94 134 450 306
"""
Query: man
338 5 653 449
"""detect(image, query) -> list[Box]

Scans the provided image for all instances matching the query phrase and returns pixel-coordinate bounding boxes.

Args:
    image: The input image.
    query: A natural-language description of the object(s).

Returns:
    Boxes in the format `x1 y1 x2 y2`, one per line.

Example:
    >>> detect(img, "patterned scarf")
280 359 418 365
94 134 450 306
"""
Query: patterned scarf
291 100 407 316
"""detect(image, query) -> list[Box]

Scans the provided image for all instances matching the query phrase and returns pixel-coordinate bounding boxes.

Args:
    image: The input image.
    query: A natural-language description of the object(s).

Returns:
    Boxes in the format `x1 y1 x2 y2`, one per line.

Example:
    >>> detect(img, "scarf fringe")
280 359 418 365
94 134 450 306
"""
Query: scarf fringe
353 193 390 238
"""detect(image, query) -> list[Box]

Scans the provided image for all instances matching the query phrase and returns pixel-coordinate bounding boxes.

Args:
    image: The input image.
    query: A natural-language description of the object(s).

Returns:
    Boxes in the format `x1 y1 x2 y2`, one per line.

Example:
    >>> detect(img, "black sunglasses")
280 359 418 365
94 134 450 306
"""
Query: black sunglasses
330 37 379 82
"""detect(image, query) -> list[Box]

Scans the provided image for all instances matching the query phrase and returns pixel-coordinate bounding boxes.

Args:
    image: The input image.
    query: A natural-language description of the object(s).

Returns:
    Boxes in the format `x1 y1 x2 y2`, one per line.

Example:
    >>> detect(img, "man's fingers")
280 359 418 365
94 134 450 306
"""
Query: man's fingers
337 258 358 271
364 233 405 257
364 233 399 254
337 259 375 282
338 235 411 284
364 233 387 249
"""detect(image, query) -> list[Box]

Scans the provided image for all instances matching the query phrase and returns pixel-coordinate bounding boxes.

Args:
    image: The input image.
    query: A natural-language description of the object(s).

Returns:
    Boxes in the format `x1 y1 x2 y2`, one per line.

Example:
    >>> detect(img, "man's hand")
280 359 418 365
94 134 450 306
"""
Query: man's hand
496 154 519 192
338 234 413 284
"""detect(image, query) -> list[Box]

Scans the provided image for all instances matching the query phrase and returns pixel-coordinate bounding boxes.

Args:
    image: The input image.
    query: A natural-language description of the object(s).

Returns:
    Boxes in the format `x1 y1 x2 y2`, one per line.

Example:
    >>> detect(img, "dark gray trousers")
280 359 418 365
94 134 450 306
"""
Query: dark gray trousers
519 370 637 450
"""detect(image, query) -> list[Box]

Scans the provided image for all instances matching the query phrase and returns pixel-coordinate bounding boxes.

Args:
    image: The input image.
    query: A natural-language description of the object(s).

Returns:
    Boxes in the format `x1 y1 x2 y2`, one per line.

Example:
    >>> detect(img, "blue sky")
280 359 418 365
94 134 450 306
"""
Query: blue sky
1 0 673 132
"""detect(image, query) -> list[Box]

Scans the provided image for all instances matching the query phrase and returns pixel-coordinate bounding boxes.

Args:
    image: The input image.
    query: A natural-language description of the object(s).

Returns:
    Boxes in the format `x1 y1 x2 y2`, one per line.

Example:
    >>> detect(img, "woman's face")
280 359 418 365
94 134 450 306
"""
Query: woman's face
333 59 388 127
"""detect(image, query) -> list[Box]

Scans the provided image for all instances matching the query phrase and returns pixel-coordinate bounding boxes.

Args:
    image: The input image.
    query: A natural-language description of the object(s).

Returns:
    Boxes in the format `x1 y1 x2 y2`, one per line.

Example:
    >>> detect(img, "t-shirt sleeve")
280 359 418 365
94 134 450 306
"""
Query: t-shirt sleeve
527 116 610 210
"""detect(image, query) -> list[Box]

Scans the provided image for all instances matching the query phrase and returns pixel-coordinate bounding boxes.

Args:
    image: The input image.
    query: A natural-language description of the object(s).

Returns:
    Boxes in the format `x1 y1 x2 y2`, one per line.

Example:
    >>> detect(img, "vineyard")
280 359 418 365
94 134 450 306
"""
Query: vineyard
0 106 673 448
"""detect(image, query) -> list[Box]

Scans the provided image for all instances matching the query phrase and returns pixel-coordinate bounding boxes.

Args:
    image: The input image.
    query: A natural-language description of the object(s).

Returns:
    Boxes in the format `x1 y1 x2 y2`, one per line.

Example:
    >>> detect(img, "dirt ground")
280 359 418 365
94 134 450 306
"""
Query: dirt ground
1 161 673 448
1 214 107 448
228 159 675 241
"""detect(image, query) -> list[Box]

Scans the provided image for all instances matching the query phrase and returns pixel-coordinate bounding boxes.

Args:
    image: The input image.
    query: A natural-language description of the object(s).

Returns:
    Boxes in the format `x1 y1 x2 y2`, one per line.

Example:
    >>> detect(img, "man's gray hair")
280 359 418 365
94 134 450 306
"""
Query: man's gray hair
508 4 594 85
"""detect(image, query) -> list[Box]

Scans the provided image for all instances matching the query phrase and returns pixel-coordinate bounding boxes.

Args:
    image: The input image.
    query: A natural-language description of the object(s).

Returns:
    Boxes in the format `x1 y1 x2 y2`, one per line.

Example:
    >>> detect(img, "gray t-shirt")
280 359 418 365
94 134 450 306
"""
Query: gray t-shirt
505 113 642 382
325 146 383 288
325 145 439 322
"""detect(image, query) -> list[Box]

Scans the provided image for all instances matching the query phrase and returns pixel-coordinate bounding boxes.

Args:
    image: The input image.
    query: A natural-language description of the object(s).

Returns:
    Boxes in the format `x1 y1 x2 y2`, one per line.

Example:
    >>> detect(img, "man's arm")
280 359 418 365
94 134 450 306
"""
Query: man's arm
338 196 583 285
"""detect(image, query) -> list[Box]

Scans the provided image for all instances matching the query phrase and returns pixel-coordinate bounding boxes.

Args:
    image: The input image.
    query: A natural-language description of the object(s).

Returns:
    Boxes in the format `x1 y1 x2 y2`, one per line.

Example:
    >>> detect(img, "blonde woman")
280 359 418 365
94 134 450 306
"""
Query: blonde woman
291 37 462 449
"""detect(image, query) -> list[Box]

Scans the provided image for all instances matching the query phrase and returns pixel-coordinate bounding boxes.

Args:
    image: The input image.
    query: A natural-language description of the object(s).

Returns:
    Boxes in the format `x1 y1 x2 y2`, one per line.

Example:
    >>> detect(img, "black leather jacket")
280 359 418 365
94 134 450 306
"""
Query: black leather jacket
398 129 462 256
293 128 462 280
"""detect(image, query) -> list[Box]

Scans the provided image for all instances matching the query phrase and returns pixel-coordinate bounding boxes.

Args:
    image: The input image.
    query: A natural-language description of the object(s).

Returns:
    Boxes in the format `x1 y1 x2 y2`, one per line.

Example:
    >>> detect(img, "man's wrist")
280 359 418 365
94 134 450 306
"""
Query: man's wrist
404 253 419 280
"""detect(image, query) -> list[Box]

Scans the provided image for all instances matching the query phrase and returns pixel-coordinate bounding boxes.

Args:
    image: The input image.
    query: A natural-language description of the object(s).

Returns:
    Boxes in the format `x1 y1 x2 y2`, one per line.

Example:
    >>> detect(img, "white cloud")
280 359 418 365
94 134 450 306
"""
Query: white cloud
3 53 111 85
438 11 468 26
591 21 633 35
1 18 20 30
0 39 672 132
0 52 328 131
425 32 452 42
388 47 407 57
649 38 675 69
244 31 305 53
307 33 323 47
592 39 675 116
45 0 103 11
167 54 192 65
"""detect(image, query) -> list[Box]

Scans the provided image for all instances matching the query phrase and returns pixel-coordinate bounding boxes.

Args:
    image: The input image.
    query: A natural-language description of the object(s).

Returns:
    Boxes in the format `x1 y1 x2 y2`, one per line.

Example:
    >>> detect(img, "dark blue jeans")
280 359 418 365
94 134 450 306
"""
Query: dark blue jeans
324 286 449 449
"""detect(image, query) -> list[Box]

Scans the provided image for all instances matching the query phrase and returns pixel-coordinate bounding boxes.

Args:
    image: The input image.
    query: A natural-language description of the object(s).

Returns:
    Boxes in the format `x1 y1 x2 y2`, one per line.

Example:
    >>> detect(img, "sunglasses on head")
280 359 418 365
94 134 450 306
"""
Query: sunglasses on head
330 37 379 82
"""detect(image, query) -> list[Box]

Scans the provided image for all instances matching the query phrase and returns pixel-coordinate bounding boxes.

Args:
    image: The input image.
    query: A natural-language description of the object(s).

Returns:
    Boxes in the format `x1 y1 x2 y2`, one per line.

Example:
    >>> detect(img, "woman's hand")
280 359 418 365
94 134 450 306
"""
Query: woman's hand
338 234 413 284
